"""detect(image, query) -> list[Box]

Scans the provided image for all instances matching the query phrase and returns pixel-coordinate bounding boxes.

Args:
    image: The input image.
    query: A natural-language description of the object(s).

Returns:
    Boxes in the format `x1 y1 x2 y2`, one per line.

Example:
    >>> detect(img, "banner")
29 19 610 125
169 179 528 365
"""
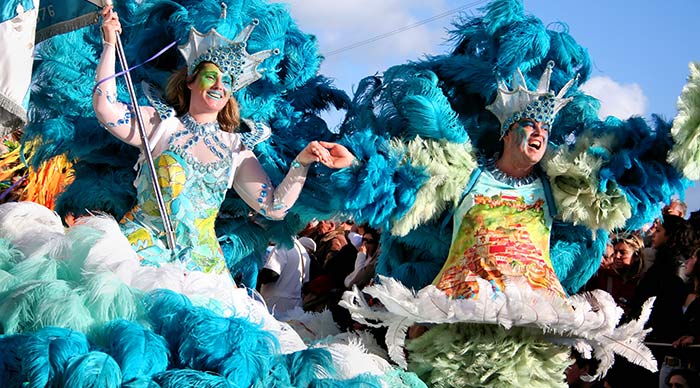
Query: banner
0 0 102 137
0 0 39 136
35 0 101 43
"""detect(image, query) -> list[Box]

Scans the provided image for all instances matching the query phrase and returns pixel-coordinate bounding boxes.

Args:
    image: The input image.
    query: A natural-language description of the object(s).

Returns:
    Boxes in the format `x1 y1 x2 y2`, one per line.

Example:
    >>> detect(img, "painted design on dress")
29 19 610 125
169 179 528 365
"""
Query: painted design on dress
433 193 566 299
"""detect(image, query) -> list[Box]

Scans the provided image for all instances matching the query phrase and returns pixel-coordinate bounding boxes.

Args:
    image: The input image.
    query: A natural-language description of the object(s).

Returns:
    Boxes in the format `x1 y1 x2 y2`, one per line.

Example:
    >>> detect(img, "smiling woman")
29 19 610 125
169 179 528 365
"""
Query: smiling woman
92 6 355 270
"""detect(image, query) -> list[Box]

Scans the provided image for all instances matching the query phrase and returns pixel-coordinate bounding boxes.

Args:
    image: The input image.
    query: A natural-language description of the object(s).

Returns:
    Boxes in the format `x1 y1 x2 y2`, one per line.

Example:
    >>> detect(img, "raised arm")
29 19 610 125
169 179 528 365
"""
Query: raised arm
233 140 354 220
93 6 158 146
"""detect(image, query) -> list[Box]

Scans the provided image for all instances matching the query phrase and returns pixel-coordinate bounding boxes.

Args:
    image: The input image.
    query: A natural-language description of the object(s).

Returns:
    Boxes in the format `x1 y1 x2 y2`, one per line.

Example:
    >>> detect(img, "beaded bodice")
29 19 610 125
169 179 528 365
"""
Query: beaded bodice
120 114 240 273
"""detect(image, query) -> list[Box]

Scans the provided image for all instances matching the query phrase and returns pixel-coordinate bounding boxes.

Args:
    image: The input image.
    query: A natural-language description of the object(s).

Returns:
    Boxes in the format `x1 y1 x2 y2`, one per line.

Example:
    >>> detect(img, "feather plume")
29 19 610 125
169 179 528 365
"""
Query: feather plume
102 320 169 382
153 369 233 388
62 351 122 388
668 62 700 179
21 327 89 388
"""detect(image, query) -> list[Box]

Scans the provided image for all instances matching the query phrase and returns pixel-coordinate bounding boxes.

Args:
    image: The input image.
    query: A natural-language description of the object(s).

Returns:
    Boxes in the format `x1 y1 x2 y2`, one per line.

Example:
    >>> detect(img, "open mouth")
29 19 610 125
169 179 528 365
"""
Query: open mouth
527 140 542 150
207 90 224 100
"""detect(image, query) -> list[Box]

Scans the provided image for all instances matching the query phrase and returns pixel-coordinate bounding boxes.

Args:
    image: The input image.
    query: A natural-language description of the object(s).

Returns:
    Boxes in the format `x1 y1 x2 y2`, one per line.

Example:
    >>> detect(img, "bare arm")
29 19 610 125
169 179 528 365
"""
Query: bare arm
93 6 158 147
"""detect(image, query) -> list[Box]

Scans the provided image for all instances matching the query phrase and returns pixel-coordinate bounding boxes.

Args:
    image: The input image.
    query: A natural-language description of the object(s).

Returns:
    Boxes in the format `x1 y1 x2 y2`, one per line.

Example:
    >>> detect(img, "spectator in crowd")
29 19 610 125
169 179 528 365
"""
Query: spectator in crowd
587 233 644 317
624 214 693 387
664 199 688 219
664 368 700 388
664 248 700 376
259 236 315 315
641 200 689 275
344 227 381 289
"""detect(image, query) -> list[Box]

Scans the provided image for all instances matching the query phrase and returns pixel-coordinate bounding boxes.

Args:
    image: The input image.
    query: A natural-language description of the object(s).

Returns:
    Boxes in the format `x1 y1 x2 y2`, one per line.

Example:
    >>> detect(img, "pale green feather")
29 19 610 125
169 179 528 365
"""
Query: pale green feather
0 280 94 334
8 256 59 283
0 238 22 271
407 323 570 388
0 270 18 293
668 62 700 180
390 137 477 236
542 134 631 231
79 272 145 324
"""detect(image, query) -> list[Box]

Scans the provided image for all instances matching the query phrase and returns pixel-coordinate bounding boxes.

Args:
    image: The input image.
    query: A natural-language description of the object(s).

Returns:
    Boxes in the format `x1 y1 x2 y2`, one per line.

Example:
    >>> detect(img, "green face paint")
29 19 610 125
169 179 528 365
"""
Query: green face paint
196 65 233 95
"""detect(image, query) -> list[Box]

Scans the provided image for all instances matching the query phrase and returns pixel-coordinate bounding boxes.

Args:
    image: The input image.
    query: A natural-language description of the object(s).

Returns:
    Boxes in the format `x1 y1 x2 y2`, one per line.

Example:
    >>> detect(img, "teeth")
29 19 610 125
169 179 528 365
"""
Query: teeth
207 91 223 100
528 141 541 150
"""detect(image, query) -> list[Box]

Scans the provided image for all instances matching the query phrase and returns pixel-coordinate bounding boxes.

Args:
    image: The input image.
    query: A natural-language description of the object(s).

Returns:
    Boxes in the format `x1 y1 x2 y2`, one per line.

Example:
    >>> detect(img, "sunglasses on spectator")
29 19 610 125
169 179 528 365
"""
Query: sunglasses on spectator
362 237 377 244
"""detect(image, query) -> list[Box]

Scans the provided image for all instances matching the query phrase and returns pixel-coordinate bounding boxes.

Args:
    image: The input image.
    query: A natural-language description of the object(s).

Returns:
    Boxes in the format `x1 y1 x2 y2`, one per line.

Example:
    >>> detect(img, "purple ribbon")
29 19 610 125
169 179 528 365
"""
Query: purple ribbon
93 40 178 92
0 174 27 202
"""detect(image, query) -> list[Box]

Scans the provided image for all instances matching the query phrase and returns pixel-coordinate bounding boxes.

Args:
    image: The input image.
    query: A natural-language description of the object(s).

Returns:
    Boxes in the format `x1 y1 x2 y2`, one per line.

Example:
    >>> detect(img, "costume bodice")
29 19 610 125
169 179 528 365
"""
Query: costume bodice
433 158 567 299
120 114 241 273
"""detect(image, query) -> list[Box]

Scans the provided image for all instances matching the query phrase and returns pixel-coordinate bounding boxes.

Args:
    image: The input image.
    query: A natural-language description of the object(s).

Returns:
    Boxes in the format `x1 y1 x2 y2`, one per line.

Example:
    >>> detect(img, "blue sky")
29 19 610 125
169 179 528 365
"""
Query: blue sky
281 0 700 215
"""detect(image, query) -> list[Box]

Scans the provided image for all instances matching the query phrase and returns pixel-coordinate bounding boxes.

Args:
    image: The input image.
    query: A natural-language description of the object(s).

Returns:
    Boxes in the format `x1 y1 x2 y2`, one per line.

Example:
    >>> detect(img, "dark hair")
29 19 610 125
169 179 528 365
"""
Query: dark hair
571 348 599 377
660 214 694 255
165 62 240 132
665 368 700 387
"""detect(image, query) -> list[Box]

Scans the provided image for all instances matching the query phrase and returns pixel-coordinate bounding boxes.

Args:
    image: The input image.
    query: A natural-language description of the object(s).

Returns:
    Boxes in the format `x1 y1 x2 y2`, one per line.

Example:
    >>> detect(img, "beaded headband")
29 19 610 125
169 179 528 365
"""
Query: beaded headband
178 19 280 93
486 61 578 138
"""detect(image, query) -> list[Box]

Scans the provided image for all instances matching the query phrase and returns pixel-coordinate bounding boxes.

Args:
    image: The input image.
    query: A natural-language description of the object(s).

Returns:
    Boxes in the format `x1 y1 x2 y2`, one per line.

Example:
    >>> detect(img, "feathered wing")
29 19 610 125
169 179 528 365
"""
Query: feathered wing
669 62 700 179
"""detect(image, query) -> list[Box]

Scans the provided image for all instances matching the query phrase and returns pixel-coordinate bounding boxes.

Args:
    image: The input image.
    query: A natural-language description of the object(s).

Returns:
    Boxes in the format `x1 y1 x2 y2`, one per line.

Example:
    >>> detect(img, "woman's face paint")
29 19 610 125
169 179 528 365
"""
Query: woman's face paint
196 65 233 96
188 63 234 114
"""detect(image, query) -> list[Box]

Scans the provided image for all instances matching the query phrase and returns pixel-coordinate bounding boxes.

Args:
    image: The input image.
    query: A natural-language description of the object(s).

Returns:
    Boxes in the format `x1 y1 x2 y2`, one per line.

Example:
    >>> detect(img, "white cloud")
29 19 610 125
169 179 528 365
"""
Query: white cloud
579 76 648 120
278 0 455 92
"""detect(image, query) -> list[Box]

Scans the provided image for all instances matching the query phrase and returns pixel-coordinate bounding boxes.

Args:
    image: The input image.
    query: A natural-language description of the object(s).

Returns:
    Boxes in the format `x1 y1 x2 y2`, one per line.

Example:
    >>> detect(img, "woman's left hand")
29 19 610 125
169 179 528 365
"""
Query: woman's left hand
297 141 355 169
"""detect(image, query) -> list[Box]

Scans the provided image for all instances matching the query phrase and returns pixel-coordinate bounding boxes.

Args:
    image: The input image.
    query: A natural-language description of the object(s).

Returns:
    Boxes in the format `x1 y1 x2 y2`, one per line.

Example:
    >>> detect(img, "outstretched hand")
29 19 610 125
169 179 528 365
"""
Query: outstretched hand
297 141 355 169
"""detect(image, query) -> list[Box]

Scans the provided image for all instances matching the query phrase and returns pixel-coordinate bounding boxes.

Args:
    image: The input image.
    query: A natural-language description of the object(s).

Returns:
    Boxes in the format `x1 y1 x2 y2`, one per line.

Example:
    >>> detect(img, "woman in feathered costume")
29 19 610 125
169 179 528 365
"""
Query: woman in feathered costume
0 1 428 387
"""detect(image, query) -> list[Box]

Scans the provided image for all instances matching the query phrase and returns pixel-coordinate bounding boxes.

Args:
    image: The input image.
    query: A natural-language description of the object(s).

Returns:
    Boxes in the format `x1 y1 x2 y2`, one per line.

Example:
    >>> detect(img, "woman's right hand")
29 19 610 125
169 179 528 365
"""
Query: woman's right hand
101 5 122 45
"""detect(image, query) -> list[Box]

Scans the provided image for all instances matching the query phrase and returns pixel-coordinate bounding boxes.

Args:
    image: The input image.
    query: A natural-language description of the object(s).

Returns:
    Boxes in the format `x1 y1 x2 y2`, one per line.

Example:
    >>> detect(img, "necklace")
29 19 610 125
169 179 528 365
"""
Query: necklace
181 113 220 136
174 114 228 160
484 156 538 187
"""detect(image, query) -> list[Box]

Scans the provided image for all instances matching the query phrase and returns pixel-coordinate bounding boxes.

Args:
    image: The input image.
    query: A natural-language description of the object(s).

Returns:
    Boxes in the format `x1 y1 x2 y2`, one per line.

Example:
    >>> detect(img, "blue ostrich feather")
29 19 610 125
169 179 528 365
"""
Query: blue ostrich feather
62 351 122 388
102 320 169 383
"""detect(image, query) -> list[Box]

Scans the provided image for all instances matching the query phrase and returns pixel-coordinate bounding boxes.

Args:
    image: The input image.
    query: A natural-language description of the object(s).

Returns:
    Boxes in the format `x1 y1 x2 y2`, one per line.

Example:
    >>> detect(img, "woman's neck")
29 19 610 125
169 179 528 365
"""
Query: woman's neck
187 109 218 124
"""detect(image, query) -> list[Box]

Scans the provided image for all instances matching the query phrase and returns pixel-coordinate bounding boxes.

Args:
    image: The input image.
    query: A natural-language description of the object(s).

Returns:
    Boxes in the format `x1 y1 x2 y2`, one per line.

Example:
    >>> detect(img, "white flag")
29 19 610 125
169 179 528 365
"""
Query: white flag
0 0 39 137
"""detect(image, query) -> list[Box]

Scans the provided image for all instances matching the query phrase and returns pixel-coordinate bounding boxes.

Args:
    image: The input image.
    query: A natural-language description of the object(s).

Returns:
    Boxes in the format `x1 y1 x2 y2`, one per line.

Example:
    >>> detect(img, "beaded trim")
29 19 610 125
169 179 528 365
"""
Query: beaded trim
483 156 538 187
500 95 555 136
172 114 231 162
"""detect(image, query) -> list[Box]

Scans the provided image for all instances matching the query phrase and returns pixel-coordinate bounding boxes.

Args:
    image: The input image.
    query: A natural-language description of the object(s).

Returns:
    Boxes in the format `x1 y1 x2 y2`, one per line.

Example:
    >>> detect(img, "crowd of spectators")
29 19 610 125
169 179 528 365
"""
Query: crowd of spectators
580 199 700 388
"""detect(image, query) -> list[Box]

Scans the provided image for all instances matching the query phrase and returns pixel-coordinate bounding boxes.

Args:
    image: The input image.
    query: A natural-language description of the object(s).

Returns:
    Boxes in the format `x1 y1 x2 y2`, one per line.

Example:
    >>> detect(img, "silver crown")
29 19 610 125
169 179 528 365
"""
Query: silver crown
178 19 280 92
486 61 578 138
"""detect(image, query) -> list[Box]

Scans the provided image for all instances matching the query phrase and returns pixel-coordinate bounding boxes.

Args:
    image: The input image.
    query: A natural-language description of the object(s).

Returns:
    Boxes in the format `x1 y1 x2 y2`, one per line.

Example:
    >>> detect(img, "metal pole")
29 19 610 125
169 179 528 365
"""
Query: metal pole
103 1 177 254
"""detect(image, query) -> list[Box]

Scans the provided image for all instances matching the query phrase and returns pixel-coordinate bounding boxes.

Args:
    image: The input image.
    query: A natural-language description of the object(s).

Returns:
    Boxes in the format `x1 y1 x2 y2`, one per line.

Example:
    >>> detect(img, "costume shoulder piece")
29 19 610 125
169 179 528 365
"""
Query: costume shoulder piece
240 118 271 150
142 82 176 121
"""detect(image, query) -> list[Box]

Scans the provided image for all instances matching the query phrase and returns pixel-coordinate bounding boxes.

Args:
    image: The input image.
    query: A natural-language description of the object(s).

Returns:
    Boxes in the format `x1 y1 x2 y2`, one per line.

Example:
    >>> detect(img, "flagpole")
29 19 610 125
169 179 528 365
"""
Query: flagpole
102 0 177 256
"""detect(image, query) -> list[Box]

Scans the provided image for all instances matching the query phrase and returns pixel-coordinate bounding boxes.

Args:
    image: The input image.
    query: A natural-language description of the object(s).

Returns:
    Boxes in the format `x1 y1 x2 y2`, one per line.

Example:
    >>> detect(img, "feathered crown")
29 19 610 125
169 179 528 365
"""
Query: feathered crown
486 61 578 138
178 19 280 93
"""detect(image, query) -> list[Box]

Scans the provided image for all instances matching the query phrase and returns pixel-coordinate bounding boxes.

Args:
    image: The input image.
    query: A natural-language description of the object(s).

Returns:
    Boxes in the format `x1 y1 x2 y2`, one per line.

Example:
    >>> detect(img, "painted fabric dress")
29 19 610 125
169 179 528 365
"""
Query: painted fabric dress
433 158 567 300
120 113 239 274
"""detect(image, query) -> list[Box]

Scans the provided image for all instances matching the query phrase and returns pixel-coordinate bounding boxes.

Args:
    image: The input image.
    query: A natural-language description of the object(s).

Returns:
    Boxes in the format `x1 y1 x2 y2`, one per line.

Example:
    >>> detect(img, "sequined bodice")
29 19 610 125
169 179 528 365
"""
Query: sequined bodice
120 114 238 273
